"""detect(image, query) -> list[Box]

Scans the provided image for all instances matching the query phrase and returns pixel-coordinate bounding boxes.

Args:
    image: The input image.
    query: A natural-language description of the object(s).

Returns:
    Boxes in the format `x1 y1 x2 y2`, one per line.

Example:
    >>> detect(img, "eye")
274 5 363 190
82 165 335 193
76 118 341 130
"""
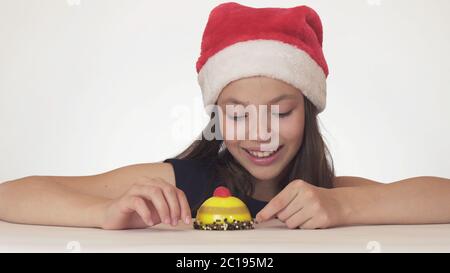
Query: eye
272 110 292 118
227 114 247 121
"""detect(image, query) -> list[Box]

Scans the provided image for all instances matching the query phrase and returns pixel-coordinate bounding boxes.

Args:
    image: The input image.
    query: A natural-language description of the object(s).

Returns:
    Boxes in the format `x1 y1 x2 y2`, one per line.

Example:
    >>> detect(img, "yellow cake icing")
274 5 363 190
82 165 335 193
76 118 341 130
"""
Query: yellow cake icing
193 186 254 230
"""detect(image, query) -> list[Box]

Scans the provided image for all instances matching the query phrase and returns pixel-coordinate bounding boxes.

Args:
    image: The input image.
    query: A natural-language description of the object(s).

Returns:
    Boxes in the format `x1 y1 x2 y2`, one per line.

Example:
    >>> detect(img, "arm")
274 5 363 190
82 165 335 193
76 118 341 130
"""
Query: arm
333 176 382 187
0 176 108 227
337 176 450 225
0 162 187 228
257 176 450 229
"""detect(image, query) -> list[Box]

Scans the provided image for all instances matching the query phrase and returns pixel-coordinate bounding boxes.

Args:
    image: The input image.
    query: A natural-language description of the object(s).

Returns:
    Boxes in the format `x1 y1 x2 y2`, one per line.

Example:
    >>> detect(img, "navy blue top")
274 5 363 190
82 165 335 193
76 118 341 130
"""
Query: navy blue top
163 158 268 218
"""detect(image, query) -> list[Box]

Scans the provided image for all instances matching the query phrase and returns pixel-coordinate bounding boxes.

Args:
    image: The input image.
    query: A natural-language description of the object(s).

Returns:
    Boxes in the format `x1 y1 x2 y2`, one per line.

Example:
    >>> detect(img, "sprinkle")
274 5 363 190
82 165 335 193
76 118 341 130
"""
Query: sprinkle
193 219 254 231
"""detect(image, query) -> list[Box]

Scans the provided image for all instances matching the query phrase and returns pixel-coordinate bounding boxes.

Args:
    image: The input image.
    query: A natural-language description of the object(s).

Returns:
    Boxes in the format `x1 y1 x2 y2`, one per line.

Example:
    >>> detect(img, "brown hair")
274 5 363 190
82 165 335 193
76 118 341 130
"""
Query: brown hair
174 98 335 212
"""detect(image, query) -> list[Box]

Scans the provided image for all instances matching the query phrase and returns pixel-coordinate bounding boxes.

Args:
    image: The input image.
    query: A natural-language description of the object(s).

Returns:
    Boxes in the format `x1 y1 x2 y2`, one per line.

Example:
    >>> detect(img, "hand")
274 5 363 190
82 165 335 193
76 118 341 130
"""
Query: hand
100 177 191 230
255 179 350 229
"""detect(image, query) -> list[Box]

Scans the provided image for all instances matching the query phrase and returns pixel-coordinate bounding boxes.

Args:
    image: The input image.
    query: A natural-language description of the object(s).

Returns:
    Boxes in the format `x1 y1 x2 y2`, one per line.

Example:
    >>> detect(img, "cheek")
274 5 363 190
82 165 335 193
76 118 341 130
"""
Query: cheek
218 117 240 150
220 116 247 141
220 116 235 141
278 113 304 145
224 140 239 153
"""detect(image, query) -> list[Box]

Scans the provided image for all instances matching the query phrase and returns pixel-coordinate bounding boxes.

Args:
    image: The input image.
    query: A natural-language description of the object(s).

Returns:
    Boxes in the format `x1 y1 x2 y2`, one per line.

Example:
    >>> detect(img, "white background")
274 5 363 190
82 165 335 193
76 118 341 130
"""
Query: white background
0 0 449 183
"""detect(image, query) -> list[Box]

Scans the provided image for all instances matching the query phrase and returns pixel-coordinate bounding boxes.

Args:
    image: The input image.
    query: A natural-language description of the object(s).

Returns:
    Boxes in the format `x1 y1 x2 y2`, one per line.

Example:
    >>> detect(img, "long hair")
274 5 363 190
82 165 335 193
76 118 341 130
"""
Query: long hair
174 98 335 212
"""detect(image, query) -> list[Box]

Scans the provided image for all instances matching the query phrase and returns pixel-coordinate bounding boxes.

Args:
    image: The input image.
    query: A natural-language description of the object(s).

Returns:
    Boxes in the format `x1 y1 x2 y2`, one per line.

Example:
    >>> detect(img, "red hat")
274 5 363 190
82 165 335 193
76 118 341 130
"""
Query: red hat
196 2 328 114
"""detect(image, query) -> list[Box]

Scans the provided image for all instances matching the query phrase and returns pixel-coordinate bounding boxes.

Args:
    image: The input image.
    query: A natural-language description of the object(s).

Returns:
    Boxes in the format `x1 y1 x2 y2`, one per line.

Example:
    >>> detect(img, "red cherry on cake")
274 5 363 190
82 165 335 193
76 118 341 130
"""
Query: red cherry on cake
213 186 231 197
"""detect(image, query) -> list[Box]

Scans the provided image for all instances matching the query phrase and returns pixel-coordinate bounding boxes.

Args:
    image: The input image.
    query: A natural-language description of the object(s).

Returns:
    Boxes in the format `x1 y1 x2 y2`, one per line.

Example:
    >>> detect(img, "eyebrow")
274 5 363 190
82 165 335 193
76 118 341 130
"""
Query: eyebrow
222 94 297 105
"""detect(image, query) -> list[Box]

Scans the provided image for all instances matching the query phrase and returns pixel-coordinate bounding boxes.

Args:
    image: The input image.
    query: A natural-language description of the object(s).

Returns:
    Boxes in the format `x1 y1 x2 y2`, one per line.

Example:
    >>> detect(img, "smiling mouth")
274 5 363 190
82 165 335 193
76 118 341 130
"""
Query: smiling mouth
242 145 283 158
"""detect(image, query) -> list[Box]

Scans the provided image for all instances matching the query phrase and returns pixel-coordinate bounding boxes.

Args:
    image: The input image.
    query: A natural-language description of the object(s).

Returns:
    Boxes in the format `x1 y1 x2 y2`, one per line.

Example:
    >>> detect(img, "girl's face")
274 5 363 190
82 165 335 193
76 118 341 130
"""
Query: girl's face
217 76 305 182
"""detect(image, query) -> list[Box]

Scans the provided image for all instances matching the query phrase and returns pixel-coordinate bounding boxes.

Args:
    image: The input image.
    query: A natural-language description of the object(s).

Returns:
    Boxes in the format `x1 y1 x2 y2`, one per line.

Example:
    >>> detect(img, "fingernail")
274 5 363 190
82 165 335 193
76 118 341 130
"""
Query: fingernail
148 219 154 226
172 218 177 226
164 217 171 224
185 216 190 224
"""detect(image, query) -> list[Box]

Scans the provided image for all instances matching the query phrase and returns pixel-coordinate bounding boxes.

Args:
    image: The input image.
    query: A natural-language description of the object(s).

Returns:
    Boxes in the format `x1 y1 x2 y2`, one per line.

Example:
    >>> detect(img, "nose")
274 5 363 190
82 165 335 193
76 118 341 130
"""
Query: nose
247 108 272 142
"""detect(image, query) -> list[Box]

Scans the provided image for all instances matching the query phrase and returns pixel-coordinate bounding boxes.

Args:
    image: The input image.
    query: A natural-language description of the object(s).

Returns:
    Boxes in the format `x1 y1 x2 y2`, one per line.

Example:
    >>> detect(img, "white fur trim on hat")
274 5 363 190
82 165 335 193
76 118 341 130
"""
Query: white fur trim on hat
198 39 327 115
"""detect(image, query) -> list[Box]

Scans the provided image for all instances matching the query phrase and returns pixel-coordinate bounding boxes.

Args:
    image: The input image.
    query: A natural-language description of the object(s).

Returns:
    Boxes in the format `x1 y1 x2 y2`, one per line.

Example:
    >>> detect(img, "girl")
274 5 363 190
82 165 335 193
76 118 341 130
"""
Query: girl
0 2 449 230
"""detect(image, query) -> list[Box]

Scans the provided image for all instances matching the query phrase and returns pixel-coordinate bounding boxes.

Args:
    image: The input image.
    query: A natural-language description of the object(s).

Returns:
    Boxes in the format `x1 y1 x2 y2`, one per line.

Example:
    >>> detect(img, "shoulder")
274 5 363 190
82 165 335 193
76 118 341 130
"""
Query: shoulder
163 158 214 182
163 157 213 171
163 157 216 190
333 176 383 188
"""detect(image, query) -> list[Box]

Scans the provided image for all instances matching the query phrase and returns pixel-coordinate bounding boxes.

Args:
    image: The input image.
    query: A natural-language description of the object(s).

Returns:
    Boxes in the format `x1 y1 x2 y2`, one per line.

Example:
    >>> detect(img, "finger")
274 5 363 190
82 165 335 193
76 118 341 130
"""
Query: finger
131 196 154 226
161 185 181 226
176 189 192 224
146 178 181 226
299 217 319 230
140 187 171 225
144 199 161 224
276 194 305 222
284 207 314 229
256 181 301 222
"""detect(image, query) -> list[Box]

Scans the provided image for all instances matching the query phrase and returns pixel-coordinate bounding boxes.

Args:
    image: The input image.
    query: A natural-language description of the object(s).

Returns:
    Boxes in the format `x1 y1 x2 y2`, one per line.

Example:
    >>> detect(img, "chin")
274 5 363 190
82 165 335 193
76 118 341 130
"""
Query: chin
244 163 285 181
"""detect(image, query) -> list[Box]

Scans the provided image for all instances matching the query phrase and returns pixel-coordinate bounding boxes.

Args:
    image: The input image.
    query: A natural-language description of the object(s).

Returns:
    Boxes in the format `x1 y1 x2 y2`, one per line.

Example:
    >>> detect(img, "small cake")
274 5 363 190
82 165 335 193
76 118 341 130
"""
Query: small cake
193 186 254 230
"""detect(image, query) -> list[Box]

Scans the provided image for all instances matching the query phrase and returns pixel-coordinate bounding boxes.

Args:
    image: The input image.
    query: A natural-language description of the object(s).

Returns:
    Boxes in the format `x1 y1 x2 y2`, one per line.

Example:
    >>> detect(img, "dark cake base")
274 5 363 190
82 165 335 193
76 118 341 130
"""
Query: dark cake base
193 218 255 230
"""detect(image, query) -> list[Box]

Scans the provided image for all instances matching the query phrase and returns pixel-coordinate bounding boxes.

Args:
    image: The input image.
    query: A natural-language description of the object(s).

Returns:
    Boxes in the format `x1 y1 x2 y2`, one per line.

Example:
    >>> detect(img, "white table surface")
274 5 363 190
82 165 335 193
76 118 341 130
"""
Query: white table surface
1 219 450 252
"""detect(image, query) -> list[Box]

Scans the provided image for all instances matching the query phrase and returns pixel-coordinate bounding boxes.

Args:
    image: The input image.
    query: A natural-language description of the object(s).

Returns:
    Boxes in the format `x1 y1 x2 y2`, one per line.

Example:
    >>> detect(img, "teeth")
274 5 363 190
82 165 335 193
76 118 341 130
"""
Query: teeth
247 148 278 158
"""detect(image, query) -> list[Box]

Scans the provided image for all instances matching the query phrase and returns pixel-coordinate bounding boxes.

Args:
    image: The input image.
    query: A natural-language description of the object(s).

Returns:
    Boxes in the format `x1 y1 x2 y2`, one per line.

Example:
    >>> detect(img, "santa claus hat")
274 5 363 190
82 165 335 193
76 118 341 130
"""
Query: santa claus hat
196 2 329 114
